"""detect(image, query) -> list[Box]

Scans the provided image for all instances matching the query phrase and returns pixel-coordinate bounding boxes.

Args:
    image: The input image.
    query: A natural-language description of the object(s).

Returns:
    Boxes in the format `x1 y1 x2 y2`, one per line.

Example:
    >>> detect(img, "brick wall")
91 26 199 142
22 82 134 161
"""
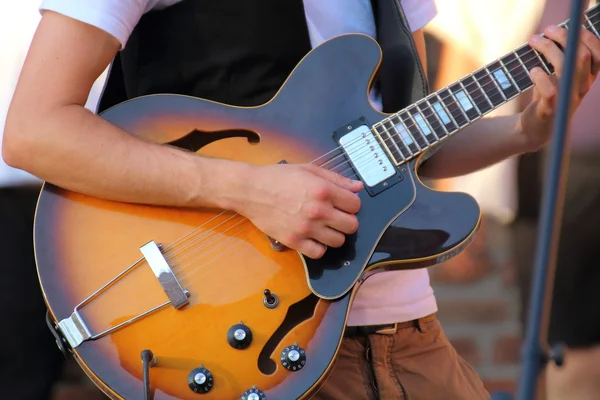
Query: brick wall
431 216 523 396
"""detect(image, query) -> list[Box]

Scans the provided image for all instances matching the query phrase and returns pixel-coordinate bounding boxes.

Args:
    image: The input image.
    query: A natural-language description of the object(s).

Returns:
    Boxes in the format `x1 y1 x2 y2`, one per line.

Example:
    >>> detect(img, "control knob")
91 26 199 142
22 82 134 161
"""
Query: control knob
280 344 306 371
241 386 266 400
187 365 214 394
227 323 253 349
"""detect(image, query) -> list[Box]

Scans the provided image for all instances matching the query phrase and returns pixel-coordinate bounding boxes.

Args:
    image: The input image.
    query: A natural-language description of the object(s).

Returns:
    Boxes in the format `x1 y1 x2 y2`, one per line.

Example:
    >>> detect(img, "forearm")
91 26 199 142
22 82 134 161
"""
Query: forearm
2 104 250 210
418 113 529 179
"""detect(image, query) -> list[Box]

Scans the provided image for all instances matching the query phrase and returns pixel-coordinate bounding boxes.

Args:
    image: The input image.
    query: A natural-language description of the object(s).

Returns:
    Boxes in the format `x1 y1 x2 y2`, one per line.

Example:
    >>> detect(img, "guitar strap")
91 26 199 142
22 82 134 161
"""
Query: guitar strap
370 0 430 112
97 0 429 120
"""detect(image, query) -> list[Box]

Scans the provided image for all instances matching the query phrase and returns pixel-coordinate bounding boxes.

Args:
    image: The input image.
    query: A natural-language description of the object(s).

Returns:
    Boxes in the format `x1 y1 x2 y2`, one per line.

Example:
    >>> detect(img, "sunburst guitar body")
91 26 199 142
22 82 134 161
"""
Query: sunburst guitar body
34 34 480 400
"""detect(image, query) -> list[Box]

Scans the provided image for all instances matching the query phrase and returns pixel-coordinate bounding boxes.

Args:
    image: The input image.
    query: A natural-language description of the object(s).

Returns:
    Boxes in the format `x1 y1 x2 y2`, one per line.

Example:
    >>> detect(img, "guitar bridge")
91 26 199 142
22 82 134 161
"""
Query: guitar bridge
55 240 190 349
140 241 189 309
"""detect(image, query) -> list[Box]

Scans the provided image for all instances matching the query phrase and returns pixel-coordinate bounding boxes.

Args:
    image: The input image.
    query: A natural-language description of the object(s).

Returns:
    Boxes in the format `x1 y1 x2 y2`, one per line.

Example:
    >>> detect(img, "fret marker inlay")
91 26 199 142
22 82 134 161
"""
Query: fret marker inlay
395 122 415 147
413 113 432 137
454 90 474 112
432 102 451 124
492 68 512 90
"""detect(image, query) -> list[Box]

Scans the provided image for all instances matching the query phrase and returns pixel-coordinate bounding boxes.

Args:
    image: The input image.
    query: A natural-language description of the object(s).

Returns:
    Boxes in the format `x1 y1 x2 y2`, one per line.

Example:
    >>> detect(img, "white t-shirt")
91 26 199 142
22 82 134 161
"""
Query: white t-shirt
0 1 107 187
35 0 439 326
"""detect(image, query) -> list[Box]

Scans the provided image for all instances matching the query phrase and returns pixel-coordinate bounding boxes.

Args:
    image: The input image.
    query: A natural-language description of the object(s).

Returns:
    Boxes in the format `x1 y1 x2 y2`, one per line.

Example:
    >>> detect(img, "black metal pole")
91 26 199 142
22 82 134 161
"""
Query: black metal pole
517 1 586 399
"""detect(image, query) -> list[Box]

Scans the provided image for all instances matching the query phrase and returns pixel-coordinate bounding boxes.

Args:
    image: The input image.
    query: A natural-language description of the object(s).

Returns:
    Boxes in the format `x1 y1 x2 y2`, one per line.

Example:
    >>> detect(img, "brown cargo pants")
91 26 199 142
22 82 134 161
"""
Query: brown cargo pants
314 314 490 400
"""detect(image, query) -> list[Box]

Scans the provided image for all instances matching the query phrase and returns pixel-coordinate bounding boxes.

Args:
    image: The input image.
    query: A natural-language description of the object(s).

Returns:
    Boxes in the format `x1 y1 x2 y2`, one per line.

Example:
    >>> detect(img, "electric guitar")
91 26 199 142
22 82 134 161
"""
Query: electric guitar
35 5 600 399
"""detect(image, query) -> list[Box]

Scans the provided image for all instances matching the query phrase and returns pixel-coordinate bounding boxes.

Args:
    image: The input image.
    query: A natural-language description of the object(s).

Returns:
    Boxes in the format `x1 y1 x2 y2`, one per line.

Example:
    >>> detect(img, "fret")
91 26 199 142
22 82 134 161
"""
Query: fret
395 112 426 149
373 123 405 162
385 122 413 159
408 105 438 143
429 93 460 132
589 9 600 38
586 14 600 37
502 52 534 92
488 60 520 100
515 45 538 72
473 69 504 107
534 49 553 74
449 82 480 121
406 106 435 146
417 99 449 140
463 75 492 113
391 113 427 150
485 67 507 101
499 59 520 90
515 44 551 78
383 118 419 155
517 43 552 75
438 88 469 127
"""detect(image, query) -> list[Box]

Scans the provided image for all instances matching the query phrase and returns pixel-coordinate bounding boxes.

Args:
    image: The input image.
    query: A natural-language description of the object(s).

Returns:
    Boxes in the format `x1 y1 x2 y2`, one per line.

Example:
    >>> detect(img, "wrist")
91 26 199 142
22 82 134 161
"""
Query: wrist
513 113 540 154
191 156 257 212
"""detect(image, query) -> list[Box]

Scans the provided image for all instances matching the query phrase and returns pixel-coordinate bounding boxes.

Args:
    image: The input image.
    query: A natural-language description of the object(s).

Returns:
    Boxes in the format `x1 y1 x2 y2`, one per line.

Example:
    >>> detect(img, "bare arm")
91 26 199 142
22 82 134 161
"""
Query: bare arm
2 11 248 209
418 113 527 179
2 11 363 259
413 21 600 180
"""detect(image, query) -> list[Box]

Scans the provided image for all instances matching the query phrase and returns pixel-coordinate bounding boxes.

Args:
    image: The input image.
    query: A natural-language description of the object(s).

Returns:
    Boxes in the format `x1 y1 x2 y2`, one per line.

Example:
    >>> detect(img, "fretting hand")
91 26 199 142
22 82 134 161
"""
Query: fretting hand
519 24 600 151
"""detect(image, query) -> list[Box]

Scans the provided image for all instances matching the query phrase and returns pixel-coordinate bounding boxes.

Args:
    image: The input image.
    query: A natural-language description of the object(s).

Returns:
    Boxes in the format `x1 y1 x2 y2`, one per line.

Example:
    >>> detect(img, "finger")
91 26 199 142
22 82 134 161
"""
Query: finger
298 239 327 259
544 25 593 95
580 26 600 76
329 185 361 213
543 25 568 50
325 209 359 235
307 164 363 192
529 33 564 77
574 28 593 96
530 67 556 119
311 226 346 249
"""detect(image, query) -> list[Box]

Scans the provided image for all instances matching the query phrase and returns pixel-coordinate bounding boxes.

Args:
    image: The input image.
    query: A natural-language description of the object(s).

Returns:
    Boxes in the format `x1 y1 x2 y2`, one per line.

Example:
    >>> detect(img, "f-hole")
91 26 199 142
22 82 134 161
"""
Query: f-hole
257 294 319 375
166 129 260 152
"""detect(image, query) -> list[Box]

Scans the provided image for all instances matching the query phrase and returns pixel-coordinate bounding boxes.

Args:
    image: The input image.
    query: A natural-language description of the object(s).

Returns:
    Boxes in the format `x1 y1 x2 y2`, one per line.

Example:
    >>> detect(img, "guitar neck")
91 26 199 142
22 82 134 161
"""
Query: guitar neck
373 3 600 165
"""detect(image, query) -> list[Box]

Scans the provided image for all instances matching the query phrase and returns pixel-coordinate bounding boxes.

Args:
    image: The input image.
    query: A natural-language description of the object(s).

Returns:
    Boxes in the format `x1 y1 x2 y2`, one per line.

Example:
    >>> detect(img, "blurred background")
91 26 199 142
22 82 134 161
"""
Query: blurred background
2 1 599 399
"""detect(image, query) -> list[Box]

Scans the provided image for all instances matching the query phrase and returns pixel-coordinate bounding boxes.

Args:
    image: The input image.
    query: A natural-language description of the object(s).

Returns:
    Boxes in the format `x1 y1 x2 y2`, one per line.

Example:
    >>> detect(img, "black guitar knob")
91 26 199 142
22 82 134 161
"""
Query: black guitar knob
241 385 267 400
187 365 214 394
227 323 253 349
280 344 306 371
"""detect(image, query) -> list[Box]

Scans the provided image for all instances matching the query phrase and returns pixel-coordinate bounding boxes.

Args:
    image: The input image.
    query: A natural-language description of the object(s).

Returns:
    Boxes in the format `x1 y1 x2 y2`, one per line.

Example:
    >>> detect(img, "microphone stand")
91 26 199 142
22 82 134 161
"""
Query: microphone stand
516 1 586 399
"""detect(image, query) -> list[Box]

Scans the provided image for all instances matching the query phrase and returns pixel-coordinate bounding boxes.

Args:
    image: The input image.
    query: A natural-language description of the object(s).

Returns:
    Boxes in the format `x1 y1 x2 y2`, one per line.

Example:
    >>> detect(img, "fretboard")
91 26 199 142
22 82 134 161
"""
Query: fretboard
373 3 600 165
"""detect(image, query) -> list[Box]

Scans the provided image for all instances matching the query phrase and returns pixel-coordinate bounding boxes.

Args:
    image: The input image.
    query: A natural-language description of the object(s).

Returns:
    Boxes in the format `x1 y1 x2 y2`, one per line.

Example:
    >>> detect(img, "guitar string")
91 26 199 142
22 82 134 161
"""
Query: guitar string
170 34 600 289
156 13 600 276
301 18 598 181
308 13 599 171
174 223 255 284
154 11 600 270
333 14 600 174
165 215 253 269
165 214 248 266
333 11 600 170
323 16 600 178
175 223 257 285
169 19 582 277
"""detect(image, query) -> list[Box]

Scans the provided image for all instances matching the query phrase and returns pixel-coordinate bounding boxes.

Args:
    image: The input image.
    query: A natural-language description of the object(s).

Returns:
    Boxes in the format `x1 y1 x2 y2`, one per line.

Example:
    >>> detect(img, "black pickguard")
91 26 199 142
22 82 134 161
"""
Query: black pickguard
305 163 418 298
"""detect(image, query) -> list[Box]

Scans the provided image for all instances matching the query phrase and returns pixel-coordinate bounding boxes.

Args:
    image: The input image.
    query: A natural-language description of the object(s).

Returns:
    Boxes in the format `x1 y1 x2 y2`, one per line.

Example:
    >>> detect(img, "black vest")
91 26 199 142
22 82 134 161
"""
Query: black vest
97 0 428 115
